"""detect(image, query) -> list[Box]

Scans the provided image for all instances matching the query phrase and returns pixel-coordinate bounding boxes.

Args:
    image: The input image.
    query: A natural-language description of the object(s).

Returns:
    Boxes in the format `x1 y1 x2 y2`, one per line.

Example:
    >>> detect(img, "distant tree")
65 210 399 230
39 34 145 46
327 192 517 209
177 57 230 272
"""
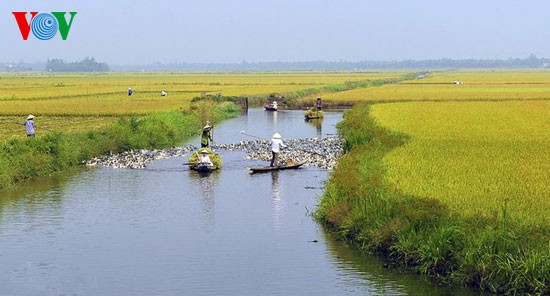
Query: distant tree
46 57 109 72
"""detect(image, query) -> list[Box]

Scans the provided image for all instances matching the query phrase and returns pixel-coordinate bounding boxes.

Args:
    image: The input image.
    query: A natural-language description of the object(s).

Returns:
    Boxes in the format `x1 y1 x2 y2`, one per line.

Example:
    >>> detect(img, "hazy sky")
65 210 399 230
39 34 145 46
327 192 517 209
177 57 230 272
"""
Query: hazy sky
2 0 549 64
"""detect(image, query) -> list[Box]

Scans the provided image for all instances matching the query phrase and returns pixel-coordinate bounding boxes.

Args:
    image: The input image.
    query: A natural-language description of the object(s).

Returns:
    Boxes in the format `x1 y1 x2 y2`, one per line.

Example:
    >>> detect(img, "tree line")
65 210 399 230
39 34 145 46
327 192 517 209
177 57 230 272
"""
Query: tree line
45 57 110 72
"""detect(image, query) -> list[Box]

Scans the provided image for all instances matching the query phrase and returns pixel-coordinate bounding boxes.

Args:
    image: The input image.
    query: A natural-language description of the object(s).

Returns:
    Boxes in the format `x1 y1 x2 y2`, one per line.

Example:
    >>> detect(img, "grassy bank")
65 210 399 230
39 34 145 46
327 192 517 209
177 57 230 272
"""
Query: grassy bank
315 103 548 294
0 100 240 190
284 72 420 109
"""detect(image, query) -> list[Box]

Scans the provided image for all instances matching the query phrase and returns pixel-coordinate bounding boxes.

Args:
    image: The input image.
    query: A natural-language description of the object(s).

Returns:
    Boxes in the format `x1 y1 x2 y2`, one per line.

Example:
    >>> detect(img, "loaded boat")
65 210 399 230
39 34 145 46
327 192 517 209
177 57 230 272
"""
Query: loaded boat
304 107 324 120
264 101 278 111
187 148 222 173
190 163 218 173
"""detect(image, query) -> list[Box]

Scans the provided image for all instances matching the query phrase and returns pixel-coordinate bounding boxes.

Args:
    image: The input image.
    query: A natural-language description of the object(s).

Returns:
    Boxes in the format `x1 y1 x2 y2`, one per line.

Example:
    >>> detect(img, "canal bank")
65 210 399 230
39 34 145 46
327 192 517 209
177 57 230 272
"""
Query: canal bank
0 101 240 190
0 109 480 295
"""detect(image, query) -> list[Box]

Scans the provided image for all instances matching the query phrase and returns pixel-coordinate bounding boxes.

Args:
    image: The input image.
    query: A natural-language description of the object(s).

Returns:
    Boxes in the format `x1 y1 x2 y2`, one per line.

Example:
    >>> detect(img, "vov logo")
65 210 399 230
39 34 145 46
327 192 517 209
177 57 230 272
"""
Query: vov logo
12 12 77 40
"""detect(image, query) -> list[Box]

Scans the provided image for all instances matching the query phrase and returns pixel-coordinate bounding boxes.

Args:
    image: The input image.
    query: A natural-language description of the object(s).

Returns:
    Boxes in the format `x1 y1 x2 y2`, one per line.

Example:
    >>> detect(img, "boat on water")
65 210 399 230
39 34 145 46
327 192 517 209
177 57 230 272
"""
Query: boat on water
305 114 323 120
187 148 222 173
247 161 305 173
190 163 218 173
304 107 324 119
264 101 278 111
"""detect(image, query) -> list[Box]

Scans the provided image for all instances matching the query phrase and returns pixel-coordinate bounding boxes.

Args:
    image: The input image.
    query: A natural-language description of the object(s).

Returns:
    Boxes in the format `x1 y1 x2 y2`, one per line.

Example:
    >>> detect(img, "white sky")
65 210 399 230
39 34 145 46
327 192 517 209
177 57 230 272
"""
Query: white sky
1 0 549 64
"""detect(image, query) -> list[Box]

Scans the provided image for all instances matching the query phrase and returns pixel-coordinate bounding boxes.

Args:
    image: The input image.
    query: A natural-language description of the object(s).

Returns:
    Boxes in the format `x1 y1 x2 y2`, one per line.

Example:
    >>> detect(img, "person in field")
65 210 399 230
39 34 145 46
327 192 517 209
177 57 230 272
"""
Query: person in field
201 121 213 148
270 132 287 167
161 90 167 96
23 114 35 137
128 88 133 96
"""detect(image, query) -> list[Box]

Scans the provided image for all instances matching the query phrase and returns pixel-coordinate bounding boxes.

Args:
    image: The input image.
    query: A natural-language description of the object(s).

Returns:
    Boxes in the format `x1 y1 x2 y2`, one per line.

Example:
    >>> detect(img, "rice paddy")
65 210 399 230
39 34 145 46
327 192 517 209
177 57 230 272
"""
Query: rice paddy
371 100 550 229
0 71 404 139
321 70 550 103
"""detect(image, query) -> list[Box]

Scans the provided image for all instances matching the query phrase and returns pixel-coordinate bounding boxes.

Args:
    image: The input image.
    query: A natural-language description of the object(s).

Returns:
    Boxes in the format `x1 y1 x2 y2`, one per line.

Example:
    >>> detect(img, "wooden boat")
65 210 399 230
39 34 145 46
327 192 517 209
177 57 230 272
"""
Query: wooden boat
247 161 305 173
188 148 222 173
264 103 277 111
305 114 322 120
190 163 217 173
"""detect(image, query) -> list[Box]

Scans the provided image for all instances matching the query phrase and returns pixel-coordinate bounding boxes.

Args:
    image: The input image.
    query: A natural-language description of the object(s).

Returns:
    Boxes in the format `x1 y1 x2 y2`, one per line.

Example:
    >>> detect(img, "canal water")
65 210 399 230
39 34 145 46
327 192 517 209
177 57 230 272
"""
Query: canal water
0 109 479 295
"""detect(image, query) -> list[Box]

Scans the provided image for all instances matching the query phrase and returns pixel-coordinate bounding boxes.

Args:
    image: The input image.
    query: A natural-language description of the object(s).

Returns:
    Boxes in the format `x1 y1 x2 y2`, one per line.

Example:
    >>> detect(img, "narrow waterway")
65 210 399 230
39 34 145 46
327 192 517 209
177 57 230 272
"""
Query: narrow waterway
0 109 479 295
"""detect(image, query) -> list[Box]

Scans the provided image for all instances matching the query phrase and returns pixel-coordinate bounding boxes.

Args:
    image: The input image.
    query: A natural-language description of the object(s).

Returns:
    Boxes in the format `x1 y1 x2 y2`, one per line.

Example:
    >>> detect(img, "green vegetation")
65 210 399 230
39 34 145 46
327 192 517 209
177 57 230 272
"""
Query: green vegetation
0 100 240 190
315 103 549 294
287 72 418 108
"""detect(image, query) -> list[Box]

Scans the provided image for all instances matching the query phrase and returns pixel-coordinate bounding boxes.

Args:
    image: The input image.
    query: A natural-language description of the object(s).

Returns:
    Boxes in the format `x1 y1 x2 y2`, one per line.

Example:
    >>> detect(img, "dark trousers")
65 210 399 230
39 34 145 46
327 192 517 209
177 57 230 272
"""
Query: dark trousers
270 152 279 167
201 143 208 148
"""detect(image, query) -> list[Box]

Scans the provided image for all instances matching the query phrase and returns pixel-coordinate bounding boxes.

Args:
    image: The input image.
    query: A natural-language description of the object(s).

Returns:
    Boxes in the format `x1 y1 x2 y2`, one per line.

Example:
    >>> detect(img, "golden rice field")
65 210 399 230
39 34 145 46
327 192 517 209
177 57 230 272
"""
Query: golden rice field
321 70 550 103
0 71 404 139
0 115 117 139
371 100 550 229
0 71 403 114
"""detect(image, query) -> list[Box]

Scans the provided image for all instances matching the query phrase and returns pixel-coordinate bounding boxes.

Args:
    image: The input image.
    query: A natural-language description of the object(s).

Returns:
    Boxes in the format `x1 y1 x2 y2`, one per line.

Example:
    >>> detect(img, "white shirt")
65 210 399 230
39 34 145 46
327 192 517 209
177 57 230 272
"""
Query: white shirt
270 138 286 153
199 154 213 166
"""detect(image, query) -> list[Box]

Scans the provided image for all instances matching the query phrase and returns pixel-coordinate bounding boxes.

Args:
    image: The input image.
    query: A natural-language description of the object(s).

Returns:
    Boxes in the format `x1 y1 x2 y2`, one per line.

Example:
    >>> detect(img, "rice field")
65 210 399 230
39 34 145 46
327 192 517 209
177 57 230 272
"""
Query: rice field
322 70 550 103
0 115 117 139
371 100 550 229
0 71 404 139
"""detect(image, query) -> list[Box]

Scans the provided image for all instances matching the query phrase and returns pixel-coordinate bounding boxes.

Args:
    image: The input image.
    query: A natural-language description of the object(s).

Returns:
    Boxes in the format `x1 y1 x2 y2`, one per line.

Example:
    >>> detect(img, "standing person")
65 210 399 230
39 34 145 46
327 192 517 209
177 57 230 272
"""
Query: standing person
128 88 133 96
270 132 286 167
201 121 213 148
316 97 322 110
23 114 35 137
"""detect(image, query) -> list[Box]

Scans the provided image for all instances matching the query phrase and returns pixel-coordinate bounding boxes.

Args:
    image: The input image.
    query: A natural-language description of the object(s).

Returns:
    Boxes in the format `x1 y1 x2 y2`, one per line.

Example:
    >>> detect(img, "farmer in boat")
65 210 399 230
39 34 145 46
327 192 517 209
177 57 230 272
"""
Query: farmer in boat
201 121 213 148
23 114 35 137
270 132 287 167
316 97 322 110
199 149 213 166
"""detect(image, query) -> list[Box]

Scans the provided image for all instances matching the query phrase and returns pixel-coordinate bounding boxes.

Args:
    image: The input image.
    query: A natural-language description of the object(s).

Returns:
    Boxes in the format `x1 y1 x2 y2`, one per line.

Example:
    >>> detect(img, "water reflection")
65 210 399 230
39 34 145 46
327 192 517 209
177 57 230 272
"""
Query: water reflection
322 230 483 295
188 170 219 229
266 110 278 131
0 172 71 230
305 117 324 137
271 171 281 228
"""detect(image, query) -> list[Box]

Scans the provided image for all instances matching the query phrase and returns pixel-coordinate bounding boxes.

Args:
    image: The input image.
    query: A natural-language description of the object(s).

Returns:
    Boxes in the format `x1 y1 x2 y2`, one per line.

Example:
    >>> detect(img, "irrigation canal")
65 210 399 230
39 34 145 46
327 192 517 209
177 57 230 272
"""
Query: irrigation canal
0 109 481 295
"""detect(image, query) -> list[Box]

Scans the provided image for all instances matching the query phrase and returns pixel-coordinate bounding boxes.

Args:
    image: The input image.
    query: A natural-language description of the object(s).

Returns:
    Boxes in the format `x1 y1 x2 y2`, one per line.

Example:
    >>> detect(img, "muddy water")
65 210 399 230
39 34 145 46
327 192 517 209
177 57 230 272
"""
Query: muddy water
0 109 479 295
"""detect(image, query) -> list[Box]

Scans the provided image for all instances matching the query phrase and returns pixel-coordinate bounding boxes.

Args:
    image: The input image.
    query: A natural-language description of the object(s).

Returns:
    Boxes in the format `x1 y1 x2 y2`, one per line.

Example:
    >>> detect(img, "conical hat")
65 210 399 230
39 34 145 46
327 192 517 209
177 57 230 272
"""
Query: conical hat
27 114 34 120
272 132 281 139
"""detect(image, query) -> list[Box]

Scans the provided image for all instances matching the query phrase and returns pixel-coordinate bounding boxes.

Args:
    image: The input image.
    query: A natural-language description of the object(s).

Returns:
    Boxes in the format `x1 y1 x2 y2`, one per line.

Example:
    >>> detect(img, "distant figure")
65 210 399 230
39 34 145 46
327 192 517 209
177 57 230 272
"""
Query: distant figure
453 81 463 85
316 97 322 110
128 88 133 96
161 90 167 96
201 121 213 148
199 149 213 166
270 132 287 167
23 114 35 137
272 101 278 109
